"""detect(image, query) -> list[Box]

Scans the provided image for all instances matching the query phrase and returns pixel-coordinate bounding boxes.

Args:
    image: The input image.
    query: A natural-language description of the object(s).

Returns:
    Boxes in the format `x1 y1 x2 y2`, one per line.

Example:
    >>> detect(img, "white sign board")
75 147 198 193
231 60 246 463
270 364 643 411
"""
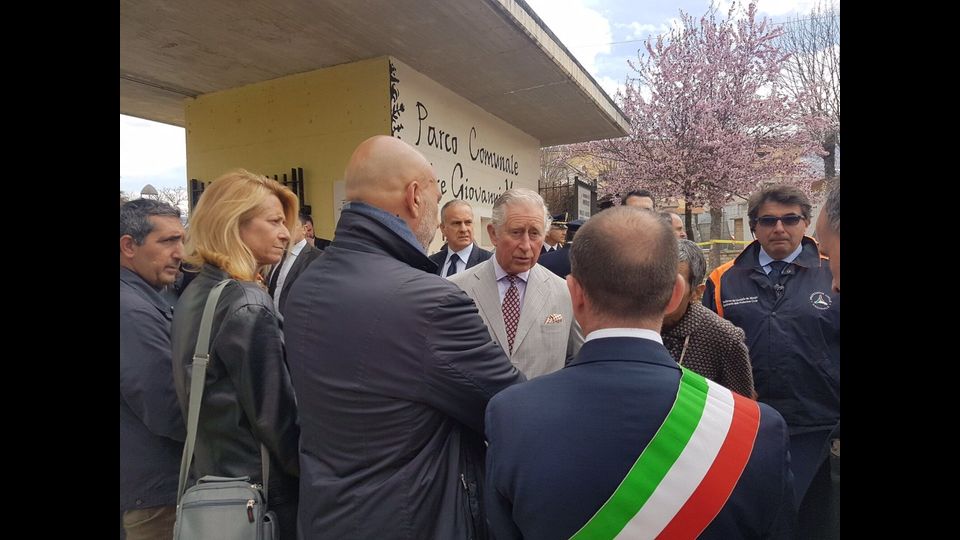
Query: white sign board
577 183 592 220
389 58 540 249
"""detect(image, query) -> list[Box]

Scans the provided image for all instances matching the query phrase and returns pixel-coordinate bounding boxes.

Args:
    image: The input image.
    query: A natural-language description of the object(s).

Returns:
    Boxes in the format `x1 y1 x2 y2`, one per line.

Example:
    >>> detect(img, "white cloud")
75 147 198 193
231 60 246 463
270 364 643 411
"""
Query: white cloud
525 0 613 73
597 76 626 100
624 22 659 39
716 0 835 19
120 115 187 191
622 20 673 40
756 0 822 17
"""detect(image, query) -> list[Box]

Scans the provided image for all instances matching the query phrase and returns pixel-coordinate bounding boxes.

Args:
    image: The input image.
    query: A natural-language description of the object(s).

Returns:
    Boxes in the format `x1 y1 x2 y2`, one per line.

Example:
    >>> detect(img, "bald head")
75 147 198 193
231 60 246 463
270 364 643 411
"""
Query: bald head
345 136 435 203
661 212 686 239
570 207 679 321
343 135 440 248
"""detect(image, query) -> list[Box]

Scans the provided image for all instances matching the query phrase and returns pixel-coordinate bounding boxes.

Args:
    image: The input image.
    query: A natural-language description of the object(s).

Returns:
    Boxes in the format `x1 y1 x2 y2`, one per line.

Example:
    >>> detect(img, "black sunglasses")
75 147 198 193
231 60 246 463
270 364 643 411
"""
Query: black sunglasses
755 214 804 227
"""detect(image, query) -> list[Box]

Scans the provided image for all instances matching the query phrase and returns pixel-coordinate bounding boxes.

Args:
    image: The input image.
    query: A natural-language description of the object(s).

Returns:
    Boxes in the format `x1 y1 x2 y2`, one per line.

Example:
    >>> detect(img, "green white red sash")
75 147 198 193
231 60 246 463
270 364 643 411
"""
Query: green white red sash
570 368 760 540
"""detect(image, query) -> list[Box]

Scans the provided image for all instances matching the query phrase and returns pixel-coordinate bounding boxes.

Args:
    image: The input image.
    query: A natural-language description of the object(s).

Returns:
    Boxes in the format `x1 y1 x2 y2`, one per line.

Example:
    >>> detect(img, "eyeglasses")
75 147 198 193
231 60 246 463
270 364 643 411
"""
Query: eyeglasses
755 214 804 227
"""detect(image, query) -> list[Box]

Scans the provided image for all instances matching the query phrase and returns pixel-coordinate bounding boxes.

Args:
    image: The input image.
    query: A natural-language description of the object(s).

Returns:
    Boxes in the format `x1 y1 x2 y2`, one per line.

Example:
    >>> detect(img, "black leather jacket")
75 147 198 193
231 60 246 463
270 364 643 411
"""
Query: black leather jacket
171 264 299 505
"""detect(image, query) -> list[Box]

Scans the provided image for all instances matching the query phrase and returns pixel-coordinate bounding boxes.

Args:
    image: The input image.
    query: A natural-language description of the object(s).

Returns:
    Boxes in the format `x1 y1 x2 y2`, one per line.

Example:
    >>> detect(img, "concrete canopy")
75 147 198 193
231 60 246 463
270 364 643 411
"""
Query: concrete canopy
120 0 629 146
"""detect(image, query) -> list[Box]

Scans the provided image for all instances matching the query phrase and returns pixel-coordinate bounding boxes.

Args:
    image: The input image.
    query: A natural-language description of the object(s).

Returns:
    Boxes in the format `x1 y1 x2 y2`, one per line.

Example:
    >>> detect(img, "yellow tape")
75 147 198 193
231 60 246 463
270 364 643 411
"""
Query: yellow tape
695 240 751 247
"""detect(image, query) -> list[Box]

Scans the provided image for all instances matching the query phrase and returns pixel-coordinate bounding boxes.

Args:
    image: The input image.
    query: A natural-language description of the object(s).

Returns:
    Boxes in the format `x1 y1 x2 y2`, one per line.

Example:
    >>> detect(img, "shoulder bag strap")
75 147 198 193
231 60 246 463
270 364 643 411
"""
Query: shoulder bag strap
176 279 231 505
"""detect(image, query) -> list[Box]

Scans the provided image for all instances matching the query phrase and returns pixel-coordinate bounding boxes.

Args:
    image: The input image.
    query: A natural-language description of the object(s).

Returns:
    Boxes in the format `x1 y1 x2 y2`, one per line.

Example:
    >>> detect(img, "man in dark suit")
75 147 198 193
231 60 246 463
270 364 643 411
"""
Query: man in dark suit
301 213 332 250
284 136 524 538
538 218 584 279
540 213 566 254
268 211 324 315
429 199 492 277
484 207 796 540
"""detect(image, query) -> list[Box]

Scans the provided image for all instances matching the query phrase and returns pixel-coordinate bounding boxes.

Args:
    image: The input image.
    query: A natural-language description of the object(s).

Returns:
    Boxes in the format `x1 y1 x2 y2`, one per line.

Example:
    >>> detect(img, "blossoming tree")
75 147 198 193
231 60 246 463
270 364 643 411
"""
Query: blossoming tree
576 2 822 265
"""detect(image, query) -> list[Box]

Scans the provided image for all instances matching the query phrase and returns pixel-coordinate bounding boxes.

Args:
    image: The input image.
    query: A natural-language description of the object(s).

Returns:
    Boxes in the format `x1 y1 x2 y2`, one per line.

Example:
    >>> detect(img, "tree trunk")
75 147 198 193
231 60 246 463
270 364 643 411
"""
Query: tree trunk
709 207 724 270
684 207 694 242
821 130 838 178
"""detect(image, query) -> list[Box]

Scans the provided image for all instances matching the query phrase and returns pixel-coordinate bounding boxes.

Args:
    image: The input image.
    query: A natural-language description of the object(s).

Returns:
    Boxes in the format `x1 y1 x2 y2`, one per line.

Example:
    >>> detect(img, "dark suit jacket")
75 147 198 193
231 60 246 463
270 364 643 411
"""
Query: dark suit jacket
428 242 492 276
283 207 525 538
540 243 561 255
538 244 571 278
277 242 323 315
485 337 796 540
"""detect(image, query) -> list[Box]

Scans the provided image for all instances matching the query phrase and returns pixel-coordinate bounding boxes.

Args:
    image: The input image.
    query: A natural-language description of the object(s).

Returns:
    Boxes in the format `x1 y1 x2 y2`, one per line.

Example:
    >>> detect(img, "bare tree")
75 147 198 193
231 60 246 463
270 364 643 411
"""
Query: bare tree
539 146 579 217
157 186 189 214
539 147 571 188
539 147 620 218
778 0 840 177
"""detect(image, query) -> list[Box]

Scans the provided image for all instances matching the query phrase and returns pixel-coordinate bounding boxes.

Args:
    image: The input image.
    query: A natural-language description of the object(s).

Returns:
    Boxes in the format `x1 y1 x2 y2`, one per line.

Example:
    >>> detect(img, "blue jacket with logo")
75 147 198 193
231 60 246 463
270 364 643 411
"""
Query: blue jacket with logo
703 237 839 433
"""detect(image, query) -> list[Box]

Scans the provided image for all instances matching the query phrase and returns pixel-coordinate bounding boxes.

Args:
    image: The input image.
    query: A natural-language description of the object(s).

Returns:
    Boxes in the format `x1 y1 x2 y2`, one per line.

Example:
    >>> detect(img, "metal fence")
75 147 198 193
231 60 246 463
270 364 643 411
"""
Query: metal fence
190 167 306 210
538 175 597 220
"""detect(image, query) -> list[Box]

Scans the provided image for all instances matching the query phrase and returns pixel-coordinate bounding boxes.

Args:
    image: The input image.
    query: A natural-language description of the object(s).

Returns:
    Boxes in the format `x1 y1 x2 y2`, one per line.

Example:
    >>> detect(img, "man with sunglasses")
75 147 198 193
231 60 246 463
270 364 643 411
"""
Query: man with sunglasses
702 184 839 536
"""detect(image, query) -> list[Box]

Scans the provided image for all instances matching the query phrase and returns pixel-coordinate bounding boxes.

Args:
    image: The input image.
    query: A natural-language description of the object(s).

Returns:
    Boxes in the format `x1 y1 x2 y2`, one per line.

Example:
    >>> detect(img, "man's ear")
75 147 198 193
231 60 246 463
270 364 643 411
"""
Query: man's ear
694 283 706 302
404 181 420 218
119 235 138 259
486 222 498 246
663 273 686 315
566 274 585 313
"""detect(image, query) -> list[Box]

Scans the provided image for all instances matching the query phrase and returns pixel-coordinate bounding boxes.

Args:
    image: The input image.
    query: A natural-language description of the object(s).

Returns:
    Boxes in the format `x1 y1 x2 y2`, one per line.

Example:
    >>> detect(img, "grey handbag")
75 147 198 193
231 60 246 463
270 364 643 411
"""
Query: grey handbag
173 279 278 540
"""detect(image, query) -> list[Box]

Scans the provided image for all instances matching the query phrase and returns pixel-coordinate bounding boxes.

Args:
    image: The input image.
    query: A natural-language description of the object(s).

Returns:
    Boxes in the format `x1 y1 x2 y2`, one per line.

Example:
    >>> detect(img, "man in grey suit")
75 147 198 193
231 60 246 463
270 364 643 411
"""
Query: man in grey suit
450 188 583 379
429 199 492 277
268 211 324 315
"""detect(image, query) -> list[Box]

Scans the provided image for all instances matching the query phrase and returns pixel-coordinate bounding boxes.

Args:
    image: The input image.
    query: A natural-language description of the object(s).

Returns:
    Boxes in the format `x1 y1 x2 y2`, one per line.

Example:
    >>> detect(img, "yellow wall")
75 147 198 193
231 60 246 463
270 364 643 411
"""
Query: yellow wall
185 57 390 239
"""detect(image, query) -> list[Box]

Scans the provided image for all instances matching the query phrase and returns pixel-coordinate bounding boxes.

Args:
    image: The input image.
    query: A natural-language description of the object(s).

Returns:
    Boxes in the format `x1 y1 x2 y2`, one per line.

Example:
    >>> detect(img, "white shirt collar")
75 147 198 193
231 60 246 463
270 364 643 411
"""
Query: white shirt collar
447 243 474 264
584 328 663 344
758 243 803 268
290 238 307 257
493 257 531 283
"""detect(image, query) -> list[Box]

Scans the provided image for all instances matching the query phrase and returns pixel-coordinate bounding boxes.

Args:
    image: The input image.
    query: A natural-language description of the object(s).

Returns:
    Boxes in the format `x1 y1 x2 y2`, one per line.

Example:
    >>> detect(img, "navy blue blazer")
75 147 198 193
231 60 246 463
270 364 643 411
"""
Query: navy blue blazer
537 245 571 278
429 242 492 276
484 337 796 540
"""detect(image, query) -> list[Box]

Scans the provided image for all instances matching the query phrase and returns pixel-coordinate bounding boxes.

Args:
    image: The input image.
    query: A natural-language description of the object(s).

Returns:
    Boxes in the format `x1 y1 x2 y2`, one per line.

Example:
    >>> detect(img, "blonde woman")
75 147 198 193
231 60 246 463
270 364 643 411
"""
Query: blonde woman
171 169 300 538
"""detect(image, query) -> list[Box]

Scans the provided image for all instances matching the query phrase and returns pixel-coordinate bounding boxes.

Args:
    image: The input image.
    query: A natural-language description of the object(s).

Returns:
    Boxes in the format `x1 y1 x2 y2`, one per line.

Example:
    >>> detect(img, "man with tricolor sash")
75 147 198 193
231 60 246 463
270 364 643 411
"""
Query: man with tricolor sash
484 207 796 539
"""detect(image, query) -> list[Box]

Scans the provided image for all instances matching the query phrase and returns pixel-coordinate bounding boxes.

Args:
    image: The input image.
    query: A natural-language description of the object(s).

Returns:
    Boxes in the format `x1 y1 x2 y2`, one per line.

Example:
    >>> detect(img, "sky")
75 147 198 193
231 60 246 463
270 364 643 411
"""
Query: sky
119 0 828 196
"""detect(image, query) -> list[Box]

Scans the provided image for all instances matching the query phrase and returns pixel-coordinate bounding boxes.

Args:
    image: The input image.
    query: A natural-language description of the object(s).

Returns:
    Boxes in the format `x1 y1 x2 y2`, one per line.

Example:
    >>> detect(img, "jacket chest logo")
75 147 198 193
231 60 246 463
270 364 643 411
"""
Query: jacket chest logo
809 291 832 310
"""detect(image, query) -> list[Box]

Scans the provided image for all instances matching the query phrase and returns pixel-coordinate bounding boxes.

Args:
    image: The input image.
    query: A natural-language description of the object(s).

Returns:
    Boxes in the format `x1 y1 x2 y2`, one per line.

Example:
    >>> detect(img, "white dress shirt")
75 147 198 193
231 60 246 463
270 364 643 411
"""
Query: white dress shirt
758 243 802 275
273 238 307 312
442 243 474 278
493 259 531 308
584 327 663 344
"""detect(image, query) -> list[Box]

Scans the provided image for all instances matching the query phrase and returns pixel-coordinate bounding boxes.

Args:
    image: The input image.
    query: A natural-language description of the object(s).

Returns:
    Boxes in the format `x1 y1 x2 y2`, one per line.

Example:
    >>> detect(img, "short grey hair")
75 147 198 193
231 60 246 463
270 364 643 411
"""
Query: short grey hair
120 198 181 245
677 239 706 287
491 188 550 231
441 199 472 222
822 177 840 233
